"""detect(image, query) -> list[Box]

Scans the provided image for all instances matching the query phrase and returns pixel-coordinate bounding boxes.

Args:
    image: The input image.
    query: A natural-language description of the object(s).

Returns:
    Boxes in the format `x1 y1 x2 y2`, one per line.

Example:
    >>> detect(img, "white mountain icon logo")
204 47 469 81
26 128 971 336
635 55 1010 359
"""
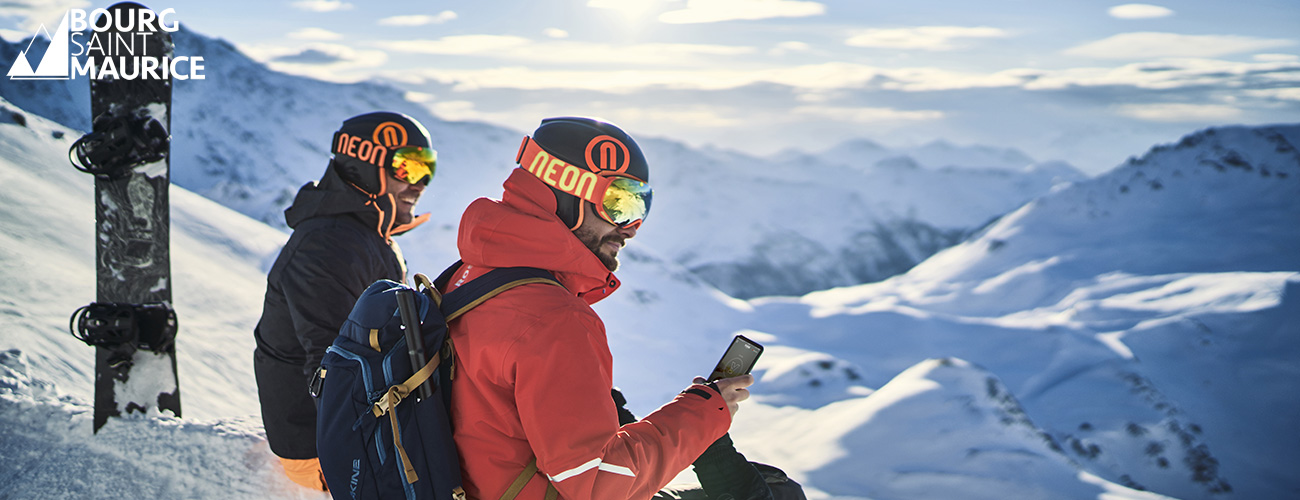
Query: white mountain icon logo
7 13 72 80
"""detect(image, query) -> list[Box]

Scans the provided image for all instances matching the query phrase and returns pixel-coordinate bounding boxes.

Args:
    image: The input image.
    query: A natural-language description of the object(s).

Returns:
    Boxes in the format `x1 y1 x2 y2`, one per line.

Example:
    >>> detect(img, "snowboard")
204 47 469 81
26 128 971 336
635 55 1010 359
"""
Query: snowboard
68 2 180 433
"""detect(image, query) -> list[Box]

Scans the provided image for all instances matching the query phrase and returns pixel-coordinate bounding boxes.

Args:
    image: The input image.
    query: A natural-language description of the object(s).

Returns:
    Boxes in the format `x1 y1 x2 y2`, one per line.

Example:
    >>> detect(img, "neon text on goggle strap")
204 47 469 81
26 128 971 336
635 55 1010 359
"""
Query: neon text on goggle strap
524 148 603 205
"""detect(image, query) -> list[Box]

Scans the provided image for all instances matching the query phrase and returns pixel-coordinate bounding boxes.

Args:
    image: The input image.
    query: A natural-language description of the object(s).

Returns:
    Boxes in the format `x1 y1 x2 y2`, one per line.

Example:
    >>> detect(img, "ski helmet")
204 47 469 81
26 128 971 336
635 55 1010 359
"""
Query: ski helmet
515 117 652 230
330 112 435 195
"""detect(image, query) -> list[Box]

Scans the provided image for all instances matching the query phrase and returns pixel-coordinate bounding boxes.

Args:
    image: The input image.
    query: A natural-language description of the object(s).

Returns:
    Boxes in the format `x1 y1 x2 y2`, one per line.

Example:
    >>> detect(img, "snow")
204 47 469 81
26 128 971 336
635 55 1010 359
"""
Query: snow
2 46 1300 500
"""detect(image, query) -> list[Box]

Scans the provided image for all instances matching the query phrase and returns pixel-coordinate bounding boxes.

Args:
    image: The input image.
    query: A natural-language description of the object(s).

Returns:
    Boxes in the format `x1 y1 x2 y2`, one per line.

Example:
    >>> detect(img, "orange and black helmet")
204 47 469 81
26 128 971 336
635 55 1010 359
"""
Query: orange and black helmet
330 112 436 195
516 117 652 230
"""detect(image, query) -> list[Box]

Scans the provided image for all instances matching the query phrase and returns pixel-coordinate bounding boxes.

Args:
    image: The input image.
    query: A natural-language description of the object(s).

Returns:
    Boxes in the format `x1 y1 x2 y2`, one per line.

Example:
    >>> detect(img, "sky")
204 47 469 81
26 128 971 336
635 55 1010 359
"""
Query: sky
3 0 1299 174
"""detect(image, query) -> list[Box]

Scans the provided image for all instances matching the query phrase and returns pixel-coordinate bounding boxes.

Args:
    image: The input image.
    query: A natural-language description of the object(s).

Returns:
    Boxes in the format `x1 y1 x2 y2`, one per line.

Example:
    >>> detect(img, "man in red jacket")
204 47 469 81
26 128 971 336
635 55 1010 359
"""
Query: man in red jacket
444 117 758 500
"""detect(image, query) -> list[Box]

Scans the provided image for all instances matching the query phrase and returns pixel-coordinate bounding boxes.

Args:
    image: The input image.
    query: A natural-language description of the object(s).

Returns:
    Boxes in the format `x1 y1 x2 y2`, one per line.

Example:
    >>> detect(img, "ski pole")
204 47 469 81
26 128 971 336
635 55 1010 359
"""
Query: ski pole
395 288 434 401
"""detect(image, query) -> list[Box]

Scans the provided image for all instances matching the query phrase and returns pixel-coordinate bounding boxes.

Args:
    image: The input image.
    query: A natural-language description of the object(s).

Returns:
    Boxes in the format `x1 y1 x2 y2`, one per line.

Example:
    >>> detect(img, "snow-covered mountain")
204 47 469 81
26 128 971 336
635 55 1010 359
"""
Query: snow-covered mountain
732 124 1300 499
644 139 1085 297
805 137 1039 172
0 30 1083 299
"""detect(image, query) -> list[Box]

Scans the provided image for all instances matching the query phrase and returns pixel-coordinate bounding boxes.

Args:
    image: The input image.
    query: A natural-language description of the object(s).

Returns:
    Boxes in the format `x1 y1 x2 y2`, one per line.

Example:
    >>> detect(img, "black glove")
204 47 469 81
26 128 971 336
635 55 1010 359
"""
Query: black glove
692 433 774 500
611 388 638 426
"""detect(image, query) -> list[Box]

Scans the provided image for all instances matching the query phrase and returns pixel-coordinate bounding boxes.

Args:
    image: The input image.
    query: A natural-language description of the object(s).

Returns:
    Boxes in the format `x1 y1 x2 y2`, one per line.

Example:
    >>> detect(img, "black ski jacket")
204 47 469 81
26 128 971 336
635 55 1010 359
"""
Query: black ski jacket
253 163 420 459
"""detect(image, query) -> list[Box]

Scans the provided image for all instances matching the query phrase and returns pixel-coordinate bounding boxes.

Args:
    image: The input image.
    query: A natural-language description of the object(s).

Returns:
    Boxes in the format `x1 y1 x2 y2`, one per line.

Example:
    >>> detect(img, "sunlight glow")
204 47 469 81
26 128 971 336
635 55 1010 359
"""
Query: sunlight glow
588 0 663 21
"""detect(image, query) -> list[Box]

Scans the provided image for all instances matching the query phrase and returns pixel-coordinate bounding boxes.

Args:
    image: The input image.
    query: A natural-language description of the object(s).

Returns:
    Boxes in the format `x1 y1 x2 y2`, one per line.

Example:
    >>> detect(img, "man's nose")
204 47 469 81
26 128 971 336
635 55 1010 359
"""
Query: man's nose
618 222 638 239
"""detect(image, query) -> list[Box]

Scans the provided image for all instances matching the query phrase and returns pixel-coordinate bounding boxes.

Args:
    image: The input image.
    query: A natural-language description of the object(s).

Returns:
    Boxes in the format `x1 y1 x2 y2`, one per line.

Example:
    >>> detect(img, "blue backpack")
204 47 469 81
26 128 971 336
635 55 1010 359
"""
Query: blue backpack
315 264 561 500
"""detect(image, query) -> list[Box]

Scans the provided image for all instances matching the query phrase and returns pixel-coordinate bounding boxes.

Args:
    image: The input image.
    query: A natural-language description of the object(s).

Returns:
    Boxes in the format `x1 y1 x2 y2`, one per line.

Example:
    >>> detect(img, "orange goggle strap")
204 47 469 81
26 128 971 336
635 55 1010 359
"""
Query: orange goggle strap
516 136 649 228
517 136 613 206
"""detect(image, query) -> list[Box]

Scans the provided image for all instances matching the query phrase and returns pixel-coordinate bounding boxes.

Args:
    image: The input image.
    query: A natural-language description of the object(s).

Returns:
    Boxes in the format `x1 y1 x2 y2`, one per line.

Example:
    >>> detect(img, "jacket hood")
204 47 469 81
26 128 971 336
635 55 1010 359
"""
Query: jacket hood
458 168 621 303
284 163 427 240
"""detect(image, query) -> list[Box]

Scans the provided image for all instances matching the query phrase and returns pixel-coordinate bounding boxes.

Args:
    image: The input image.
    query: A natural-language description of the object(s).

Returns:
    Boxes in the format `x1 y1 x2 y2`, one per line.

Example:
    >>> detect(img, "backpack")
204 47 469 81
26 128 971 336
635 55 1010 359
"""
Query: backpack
314 263 562 500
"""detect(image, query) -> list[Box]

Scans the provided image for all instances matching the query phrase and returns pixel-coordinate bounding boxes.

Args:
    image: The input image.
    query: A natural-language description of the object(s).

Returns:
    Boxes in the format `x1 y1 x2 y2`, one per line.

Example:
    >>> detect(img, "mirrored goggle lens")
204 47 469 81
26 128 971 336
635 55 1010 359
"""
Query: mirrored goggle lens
601 177 652 226
390 146 436 185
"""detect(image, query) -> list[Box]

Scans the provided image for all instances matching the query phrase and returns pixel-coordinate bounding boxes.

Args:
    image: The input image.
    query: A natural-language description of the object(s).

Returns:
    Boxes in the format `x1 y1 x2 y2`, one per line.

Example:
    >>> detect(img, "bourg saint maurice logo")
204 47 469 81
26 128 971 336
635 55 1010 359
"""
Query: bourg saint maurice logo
6 7 205 81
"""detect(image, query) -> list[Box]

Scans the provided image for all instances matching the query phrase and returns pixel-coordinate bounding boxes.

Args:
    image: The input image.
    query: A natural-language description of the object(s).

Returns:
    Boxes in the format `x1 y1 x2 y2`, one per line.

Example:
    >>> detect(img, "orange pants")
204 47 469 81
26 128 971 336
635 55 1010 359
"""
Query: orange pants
280 457 328 492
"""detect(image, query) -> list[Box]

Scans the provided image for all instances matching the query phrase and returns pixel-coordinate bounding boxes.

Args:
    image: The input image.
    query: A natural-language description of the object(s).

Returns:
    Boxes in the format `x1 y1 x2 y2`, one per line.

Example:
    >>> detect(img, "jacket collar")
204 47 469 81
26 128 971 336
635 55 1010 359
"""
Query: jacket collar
284 163 427 243
457 168 621 303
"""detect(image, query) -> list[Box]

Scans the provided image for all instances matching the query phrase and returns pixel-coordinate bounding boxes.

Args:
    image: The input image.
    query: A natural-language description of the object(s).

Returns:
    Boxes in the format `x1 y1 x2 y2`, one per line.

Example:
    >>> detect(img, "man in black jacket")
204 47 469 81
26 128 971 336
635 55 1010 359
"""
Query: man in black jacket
253 111 437 491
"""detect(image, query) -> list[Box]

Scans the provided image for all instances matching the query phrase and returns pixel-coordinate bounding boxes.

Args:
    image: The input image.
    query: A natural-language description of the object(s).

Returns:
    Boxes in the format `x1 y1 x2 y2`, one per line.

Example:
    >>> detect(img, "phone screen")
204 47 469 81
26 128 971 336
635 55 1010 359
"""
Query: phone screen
707 335 764 382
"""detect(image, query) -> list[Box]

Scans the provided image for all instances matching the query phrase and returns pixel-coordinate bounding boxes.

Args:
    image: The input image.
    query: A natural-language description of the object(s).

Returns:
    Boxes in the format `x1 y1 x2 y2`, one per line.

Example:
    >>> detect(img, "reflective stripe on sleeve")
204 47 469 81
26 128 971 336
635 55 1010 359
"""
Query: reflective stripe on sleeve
548 458 636 482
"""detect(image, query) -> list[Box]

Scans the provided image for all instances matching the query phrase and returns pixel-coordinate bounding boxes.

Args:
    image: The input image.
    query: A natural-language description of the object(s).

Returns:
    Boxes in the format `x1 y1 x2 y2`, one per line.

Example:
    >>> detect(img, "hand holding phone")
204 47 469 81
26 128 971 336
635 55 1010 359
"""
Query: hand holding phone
707 335 763 382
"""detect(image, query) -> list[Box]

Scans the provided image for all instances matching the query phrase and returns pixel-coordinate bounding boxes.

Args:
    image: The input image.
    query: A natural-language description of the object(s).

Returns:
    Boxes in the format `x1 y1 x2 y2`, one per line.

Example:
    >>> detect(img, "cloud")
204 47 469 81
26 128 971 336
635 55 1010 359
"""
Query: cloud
1023 58 1300 91
239 43 386 81
658 0 826 24
1254 53 1299 62
770 41 811 56
543 28 570 39
792 105 944 123
428 100 480 122
287 27 342 41
372 37 754 66
1108 4 1175 19
846 26 1009 51
291 0 353 12
401 61 1026 94
371 35 533 55
2 0 89 31
403 91 436 103
377 11 458 26
1115 103 1242 122
1244 88 1300 101
0 29 30 42
1064 32 1296 59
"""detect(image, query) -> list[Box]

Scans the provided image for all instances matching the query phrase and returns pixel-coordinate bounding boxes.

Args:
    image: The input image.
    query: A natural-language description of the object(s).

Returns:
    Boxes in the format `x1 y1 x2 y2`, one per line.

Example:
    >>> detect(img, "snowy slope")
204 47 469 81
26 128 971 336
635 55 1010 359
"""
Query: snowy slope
0 30 1083 299
0 96 1192 499
735 125 1300 499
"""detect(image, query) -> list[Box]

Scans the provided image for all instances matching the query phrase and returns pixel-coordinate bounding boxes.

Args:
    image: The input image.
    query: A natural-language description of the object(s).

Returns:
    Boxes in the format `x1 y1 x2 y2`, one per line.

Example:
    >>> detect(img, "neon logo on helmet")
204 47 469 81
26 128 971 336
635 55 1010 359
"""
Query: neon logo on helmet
372 121 408 148
585 135 630 175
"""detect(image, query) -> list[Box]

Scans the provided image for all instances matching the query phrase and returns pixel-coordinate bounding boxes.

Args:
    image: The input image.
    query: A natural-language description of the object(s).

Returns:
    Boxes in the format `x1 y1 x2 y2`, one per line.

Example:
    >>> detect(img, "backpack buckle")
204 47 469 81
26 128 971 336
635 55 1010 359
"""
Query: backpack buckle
309 367 326 398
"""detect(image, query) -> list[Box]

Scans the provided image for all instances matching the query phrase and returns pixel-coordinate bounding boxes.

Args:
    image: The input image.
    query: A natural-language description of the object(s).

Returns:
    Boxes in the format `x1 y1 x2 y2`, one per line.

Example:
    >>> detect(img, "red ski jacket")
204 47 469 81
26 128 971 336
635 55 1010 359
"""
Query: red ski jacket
445 168 731 500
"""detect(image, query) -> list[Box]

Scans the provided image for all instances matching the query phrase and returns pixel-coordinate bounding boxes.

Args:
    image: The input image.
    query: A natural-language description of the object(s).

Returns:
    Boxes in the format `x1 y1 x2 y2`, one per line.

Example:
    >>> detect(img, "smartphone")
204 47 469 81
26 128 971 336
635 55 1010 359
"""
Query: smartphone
707 335 764 382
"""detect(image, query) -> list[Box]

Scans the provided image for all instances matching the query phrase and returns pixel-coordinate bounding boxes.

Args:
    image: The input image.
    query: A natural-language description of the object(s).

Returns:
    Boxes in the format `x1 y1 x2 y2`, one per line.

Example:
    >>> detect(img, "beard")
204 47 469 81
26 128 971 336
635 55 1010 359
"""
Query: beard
575 226 623 272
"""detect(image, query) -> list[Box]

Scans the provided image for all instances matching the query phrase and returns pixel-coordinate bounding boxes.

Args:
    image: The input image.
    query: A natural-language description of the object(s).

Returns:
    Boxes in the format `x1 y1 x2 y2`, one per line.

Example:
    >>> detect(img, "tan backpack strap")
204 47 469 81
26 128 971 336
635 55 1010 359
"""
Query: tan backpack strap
413 272 442 307
445 277 561 322
370 353 441 484
500 458 538 500
499 457 558 500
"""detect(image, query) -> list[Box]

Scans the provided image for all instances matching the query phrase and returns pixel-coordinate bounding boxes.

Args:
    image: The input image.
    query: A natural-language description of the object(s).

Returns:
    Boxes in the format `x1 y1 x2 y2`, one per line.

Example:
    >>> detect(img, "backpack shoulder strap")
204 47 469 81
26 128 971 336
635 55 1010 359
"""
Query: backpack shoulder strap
440 266 563 322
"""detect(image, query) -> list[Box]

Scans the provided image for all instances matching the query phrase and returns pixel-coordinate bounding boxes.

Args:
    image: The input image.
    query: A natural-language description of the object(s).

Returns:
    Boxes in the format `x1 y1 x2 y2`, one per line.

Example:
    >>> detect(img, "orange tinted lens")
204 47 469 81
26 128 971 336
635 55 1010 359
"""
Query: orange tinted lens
601 177 652 226
391 147 436 184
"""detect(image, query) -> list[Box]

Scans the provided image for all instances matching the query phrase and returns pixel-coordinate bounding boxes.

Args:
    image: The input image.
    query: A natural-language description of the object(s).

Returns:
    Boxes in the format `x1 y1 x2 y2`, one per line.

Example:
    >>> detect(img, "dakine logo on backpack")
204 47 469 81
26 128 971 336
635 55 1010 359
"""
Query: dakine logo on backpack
7 6 205 81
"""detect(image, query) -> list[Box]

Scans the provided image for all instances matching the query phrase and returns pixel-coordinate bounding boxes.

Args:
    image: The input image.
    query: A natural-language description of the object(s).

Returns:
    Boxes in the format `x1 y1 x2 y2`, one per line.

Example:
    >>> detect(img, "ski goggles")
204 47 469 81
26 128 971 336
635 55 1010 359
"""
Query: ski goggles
389 146 436 186
516 136 652 228
331 131 436 185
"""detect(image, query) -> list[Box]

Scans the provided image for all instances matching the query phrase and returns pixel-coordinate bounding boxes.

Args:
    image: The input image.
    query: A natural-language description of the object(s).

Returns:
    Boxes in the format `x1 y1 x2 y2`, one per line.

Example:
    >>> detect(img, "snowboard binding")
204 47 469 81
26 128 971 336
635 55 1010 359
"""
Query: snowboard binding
69 108 169 179
70 302 178 375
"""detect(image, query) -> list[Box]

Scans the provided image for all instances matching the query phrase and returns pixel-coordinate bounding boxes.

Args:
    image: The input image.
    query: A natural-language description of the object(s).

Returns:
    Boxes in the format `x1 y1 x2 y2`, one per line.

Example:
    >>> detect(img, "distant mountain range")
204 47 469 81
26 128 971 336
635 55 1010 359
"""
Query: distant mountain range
1 29 1084 299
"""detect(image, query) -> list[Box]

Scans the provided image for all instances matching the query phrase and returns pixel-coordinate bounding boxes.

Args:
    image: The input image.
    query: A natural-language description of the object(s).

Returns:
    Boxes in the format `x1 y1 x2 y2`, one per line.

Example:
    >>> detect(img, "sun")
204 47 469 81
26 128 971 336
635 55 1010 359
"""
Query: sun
587 0 665 22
